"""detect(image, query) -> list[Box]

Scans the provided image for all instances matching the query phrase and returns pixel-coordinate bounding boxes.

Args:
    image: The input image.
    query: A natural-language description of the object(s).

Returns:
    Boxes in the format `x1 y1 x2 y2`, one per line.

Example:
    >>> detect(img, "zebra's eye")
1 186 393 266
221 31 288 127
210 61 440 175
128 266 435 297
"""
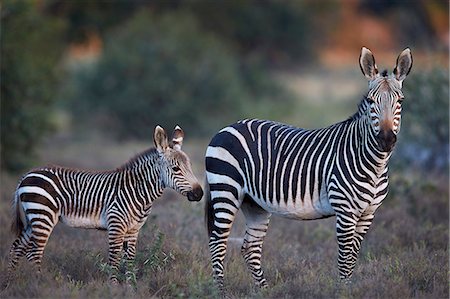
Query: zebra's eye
172 166 181 172
367 97 375 103
397 98 404 104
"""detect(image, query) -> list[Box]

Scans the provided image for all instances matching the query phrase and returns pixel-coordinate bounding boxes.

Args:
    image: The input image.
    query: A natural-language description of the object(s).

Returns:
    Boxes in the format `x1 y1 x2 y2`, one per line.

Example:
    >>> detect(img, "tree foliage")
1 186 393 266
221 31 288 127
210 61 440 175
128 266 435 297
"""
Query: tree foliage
62 11 293 139
1 1 65 172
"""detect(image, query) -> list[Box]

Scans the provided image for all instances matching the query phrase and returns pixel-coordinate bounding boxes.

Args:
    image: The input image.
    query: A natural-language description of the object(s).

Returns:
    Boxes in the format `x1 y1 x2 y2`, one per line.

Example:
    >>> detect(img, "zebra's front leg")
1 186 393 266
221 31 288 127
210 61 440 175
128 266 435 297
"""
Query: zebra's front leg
335 213 358 281
107 224 126 284
123 231 139 285
348 212 375 276
240 198 271 289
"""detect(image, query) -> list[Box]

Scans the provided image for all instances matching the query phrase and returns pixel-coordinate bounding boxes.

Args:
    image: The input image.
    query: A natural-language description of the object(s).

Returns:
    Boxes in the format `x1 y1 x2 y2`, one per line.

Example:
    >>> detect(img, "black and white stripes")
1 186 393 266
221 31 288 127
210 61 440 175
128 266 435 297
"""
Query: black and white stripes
7 126 203 284
205 47 413 290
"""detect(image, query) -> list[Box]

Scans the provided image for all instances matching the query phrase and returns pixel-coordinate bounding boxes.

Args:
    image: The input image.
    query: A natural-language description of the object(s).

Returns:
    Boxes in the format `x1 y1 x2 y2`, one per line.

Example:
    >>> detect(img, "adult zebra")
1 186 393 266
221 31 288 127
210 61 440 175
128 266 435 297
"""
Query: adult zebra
205 48 412 290
7 126 203 285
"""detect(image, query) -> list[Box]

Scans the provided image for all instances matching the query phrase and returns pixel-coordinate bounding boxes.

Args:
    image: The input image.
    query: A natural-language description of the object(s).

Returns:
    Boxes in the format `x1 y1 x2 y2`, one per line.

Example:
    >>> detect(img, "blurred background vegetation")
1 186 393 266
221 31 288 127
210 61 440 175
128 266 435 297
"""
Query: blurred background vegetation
1 0 448 174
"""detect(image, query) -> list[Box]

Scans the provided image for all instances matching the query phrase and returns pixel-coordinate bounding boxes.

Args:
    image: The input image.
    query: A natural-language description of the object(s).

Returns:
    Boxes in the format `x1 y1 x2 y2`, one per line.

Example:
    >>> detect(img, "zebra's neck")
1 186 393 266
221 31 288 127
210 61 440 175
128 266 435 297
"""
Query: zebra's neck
119 148 165 203
351 97 392 178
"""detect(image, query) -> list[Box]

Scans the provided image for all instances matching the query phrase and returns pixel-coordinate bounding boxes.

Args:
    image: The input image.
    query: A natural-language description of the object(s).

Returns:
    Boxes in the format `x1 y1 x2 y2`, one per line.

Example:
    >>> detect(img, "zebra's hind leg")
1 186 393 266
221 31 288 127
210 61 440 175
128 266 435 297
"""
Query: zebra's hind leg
240 196 271 289
6 228 32 287
24 219 57 274
208 183 243 292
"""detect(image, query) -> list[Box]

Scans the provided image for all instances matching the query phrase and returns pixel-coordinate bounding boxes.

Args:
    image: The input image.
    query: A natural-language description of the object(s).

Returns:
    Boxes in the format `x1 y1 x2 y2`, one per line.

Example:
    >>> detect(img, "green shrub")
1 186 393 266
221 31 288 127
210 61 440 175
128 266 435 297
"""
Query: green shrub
393 67 449 172
62 10 294 139
183 0 316 65
1 1 65 173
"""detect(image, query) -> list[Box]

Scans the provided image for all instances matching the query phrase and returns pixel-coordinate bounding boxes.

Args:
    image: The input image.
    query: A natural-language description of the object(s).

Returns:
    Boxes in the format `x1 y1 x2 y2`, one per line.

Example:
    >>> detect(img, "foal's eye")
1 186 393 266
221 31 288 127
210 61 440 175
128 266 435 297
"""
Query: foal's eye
172 166 181 172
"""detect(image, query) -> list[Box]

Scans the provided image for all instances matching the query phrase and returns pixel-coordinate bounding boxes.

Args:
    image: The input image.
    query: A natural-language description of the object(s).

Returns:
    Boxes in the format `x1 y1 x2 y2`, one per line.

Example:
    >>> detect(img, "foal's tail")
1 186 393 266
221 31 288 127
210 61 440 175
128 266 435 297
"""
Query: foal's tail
204 180 214 237
11 189 25 237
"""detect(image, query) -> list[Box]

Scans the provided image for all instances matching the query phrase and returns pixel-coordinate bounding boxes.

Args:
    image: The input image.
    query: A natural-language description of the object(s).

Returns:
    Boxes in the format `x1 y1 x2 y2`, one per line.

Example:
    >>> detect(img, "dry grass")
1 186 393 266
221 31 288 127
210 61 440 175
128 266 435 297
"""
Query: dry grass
0 137 448 298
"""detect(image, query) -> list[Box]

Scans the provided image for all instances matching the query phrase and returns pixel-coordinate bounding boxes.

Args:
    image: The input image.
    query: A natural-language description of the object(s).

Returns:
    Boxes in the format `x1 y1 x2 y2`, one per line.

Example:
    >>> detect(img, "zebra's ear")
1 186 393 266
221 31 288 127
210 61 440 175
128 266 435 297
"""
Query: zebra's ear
359 47 379 80
172 125 184 150
393 48 412 83
154 125 169 153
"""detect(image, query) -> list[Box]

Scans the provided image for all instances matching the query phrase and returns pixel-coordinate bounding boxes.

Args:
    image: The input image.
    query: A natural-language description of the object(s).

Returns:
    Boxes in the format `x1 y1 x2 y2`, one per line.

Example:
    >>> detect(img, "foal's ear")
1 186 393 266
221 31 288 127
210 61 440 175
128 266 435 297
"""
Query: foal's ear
154 125 169 153
172 125 184 150
359 47 379 80
393 48 413 83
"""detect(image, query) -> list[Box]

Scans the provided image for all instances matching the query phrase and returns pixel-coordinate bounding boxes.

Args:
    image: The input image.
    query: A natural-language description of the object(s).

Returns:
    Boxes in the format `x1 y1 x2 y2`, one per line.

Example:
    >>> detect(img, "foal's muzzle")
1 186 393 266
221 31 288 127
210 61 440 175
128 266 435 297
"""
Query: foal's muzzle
187 184 203 201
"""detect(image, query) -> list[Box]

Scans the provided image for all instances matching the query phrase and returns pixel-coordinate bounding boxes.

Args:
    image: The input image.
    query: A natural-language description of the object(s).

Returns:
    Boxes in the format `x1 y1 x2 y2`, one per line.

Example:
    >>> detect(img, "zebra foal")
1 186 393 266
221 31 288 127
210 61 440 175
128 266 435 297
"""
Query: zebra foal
7 125 203 285
205 48 413 290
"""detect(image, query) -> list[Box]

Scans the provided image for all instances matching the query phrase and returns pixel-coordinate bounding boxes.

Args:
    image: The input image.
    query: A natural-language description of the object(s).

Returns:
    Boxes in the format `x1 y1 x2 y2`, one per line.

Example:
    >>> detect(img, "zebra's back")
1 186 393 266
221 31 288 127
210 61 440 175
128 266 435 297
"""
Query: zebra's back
206 119 344 220
17 167 119 229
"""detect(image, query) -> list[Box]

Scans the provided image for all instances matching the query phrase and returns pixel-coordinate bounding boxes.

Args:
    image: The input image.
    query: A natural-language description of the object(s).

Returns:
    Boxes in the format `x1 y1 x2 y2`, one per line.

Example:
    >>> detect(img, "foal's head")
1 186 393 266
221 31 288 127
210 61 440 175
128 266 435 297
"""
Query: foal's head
154 126 203 201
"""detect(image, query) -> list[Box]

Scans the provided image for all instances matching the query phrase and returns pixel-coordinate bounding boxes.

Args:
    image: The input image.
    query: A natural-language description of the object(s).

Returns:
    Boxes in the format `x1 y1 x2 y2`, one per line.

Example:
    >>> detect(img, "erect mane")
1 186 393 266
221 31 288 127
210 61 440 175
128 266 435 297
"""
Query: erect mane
118 147 159 170
348 96 370 121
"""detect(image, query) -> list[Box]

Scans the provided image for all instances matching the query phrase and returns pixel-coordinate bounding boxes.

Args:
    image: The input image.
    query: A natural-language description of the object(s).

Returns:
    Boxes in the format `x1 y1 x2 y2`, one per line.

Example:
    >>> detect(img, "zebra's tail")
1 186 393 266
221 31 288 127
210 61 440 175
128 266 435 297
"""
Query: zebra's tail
11 189 25 237
204 180 214 237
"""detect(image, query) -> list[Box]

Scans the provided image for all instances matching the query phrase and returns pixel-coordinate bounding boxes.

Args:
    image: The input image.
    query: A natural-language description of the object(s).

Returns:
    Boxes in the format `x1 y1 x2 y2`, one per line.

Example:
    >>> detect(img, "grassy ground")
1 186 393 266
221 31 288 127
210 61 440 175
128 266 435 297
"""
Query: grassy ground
0 134 448 298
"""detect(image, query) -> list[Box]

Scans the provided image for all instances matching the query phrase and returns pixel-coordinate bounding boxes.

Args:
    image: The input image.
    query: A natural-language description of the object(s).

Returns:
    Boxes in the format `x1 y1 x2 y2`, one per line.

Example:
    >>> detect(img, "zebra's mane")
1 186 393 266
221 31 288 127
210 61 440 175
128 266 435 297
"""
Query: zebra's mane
118 147 159 171
348 96 370 121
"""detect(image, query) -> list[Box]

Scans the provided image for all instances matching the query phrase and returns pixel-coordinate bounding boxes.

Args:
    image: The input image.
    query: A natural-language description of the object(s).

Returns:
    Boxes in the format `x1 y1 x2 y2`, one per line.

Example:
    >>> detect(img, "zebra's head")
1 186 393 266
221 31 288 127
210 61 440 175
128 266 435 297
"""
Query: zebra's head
359 47 413 152
154 125 203 201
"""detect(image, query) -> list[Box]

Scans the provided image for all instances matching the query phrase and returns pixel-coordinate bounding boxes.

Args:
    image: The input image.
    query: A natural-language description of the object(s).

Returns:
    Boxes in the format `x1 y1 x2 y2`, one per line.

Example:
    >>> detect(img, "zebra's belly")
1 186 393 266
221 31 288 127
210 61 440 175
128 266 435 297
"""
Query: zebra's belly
59 213 107 229
251 184 335 220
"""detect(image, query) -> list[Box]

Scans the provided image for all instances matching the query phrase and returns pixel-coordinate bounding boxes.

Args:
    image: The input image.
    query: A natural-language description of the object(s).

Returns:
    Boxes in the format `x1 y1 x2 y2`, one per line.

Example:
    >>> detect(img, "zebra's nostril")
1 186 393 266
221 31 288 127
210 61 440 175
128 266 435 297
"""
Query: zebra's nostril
187 185 203 201
194 186 203 199
376 130 397 152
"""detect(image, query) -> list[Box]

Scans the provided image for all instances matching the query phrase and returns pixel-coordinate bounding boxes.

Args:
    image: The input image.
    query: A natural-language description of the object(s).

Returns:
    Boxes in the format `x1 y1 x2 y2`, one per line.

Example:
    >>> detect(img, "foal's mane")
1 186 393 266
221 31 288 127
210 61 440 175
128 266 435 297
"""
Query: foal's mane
117 147 159 171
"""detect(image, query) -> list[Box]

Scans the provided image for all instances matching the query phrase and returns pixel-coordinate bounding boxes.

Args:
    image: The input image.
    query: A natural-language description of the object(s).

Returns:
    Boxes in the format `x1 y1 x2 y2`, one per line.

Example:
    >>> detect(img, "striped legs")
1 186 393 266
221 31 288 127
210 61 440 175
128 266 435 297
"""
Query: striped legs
208 186 242 292
7 229 32 284
107 216 141 285
7 220 56 285
107 218 126 284
336 212 375 280
350 213 375 275
123 231 139 284
240 198 271 288
123 231 139 263
336 213 357 280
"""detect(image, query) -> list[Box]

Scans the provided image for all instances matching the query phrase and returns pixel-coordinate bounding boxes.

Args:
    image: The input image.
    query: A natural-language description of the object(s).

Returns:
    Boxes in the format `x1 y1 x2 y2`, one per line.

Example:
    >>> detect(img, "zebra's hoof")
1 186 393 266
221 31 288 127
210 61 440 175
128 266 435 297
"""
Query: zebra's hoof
341 277 352 285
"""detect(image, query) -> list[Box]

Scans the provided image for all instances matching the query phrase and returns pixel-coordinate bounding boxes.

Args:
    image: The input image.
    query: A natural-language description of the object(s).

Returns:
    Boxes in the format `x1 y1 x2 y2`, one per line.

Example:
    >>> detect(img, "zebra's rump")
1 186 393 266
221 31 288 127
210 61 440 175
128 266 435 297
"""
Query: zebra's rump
206 119 339 219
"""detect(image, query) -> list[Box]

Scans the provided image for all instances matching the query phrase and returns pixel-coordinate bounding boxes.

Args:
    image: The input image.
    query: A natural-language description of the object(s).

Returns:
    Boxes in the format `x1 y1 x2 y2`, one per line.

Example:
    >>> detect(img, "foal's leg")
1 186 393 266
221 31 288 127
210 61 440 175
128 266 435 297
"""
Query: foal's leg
123 230 139 284
240 197 271 288
107 219 126 284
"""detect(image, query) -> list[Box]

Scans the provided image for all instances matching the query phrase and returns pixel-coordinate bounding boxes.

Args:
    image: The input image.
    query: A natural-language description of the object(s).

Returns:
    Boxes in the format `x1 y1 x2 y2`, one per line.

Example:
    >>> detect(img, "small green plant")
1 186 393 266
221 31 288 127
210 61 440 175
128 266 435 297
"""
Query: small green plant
139 230 175 275
97 258 138 288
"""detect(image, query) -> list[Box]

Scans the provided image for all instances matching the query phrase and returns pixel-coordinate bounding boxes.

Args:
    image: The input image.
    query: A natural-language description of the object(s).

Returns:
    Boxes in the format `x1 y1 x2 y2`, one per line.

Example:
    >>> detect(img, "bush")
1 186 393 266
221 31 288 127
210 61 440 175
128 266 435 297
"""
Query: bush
1 1 65 173
182 0 315 65
393 67 449 172
62 10 294 140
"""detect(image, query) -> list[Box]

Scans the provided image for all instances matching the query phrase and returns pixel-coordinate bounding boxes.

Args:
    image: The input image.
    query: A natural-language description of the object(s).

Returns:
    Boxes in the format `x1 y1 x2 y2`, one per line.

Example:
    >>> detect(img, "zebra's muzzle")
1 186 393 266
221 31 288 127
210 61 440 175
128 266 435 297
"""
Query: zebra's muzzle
187 184 203 201
376 129 397 152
